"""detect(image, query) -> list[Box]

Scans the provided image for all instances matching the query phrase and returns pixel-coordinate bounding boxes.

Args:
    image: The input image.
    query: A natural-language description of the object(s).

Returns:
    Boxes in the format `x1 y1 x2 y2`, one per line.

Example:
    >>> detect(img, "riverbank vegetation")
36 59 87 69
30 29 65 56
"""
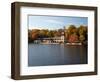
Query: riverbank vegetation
28 25 87 45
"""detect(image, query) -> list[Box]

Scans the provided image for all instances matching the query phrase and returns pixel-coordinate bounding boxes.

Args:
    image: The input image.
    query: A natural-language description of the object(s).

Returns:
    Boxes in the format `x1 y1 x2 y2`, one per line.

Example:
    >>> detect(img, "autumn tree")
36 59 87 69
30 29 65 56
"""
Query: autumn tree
28 30 32 42
28 25 87 44
78 25 87 43
66 25 78 42
68 34 79 43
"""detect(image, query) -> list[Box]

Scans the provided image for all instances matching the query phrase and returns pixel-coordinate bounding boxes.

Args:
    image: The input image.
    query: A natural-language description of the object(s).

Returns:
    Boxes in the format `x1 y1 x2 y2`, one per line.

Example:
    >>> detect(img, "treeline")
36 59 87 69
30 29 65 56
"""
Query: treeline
28 25 87 44
66 25 87 44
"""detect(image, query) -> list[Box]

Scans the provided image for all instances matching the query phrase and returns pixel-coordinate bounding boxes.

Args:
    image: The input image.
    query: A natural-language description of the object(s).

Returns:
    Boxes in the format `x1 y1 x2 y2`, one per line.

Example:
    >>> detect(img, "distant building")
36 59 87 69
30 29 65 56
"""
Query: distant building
34 27 67 44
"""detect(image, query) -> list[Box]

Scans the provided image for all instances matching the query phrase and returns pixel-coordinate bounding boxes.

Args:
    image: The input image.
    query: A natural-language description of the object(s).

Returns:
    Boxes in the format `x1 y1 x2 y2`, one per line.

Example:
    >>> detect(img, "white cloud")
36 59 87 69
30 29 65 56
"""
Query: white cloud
45 19 64 25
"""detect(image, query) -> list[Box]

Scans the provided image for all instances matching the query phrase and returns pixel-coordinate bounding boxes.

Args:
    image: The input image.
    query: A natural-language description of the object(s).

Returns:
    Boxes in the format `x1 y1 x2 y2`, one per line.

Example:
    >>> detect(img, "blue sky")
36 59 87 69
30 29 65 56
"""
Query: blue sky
28 15 88 30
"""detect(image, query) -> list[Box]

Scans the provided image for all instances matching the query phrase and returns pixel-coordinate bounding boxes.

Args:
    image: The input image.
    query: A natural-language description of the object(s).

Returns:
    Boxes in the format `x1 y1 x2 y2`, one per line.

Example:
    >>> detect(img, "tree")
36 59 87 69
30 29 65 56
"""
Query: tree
28 25 88 44
31 29 39 40
67 25 77 35
28 30 33 42
47 31 54 37
78 25 87 42
68 34 78 43
66 25 78 42
79 35 85 42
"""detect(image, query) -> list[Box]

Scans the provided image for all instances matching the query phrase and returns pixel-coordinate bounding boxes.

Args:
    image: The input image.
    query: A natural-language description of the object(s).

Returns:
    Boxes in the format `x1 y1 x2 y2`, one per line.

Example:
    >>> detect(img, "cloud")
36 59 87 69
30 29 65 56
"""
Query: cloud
45 19 64 25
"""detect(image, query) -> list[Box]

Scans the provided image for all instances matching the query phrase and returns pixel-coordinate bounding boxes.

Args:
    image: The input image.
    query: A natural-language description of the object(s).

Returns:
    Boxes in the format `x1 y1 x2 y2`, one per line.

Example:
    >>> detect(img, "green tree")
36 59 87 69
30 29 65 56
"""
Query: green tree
67 25 77 35
47 31 54 37
79 35 85 42
78 25 87 42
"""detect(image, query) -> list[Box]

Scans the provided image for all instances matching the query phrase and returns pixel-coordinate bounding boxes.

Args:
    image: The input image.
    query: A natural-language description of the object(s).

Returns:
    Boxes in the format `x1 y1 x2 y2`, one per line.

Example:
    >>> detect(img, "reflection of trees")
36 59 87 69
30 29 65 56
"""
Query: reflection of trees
28 25 87 44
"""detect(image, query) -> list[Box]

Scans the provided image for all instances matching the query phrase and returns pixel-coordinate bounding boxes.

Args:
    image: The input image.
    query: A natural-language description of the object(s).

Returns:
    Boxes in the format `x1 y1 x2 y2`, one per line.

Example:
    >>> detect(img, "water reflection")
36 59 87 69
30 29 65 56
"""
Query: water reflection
28 44 87 66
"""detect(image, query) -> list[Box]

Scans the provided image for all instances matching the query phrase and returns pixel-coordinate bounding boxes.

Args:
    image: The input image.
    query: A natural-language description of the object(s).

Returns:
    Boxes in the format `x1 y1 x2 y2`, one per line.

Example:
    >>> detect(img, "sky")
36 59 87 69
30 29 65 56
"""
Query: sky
28 15 88 30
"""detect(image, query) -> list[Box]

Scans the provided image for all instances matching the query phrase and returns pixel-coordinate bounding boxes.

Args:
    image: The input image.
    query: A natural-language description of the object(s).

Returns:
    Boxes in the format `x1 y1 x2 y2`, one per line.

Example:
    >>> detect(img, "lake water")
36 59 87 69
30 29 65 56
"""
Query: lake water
28 43 87 66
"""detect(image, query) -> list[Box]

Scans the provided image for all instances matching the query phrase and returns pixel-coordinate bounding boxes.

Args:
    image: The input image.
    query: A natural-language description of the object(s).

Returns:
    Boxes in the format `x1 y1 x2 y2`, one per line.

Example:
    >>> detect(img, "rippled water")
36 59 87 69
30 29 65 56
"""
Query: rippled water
28 43 87 66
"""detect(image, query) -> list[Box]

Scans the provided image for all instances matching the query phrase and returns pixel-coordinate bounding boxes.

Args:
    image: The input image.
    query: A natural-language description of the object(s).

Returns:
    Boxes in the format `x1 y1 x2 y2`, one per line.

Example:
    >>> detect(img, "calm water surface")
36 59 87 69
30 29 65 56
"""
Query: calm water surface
28 43 87 66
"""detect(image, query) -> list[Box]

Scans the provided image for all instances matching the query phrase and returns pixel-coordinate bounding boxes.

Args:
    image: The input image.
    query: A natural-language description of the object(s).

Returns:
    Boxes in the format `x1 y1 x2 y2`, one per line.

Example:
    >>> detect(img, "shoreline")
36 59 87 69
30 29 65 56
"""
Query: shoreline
29 42 84 46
